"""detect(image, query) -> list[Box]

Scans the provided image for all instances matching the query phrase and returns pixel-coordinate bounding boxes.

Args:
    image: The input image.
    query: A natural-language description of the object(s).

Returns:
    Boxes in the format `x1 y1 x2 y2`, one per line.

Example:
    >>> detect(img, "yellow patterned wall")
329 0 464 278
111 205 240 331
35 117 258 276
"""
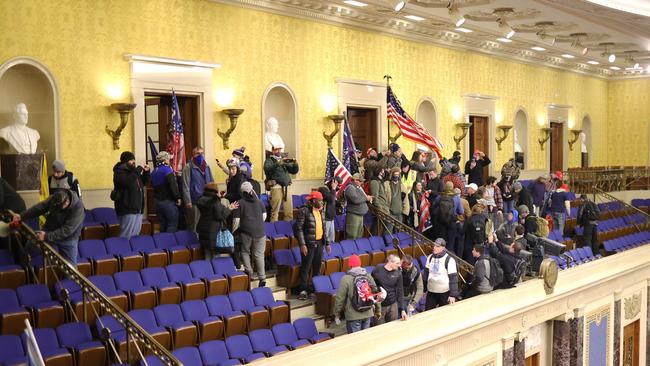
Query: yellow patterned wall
607 79 650 166
0 0 640 189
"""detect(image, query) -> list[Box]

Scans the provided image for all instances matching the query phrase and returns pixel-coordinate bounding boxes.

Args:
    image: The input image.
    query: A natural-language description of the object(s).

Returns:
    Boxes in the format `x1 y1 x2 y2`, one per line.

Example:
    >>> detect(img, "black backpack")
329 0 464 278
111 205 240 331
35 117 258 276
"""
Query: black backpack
437 195 456 225
485 257 504 288
469 214 487 244
507 258 527 287
585 202 598 221
351 274 375 312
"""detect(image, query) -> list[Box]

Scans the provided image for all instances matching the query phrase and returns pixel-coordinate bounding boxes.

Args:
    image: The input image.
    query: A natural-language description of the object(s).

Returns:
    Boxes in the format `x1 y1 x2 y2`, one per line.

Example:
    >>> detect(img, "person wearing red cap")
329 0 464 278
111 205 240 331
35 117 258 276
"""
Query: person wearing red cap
295 190 331 300
333 253 382 333
549 182 571 236
464 149 490 187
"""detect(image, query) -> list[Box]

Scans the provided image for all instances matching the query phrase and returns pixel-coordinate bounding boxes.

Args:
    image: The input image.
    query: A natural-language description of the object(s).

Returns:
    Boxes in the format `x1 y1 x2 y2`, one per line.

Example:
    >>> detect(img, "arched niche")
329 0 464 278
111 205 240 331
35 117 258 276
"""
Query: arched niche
0 57 59 167
581 115 592 167
261 82 298 163
513 109 528 169
415 97 438 152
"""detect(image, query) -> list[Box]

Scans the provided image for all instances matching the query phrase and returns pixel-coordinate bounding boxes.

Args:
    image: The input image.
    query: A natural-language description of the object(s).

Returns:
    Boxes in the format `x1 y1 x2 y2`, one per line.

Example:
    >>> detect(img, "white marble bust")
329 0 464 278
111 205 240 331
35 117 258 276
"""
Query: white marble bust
514 129 523 153
264 117 285 152
0 103 40 154
580 132 587 153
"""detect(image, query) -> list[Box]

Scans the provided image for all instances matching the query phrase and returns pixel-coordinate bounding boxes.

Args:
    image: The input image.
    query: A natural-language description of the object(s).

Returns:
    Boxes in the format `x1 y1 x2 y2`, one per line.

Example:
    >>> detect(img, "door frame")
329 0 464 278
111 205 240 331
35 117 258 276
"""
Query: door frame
463 94 498 177
336 78 387 150
344 105 380 155
546 120 569 173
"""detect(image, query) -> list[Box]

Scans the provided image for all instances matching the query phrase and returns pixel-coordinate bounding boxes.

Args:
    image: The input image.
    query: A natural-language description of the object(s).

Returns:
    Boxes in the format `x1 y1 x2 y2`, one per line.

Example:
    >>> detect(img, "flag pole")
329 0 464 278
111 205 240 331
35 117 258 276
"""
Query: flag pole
383 74 392 149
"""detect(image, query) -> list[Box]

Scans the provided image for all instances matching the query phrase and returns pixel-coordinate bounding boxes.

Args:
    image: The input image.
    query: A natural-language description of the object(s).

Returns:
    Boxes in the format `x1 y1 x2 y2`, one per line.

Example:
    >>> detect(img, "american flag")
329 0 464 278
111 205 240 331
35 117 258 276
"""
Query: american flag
387 86 443 159
325 148 352 191
168 90 186 172
418 192 431 232
342 114 359 174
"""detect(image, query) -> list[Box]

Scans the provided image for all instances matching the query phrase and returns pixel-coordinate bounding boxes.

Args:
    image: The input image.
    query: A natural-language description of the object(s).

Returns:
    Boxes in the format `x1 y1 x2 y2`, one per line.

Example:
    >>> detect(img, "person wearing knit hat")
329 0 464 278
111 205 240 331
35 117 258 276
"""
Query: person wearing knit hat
196 181 239 260
233 180 267 287
513 181 534 216
333 253 381 333
151 150 181 233
516 204 539 236
112 151 150 239
224 157 246 204
181 146 214 232
49 159 81 197
295 190 330 300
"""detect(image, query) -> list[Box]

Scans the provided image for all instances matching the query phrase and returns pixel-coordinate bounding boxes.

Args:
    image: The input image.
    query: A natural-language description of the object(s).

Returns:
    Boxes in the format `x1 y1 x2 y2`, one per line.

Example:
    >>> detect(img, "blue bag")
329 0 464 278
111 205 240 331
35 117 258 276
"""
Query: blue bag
215 229 234 249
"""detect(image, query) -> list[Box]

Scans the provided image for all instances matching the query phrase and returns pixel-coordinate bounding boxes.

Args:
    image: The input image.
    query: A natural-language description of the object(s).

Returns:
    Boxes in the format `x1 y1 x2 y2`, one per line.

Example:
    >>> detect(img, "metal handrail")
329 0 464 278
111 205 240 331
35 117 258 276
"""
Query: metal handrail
1 210 181 366
592 188 650 220
367 203 474 276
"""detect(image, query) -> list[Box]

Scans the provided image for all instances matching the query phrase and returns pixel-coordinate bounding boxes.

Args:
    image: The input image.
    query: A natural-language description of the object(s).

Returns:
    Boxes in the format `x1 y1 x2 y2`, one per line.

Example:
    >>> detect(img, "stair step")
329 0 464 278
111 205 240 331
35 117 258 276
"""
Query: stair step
288 298 318 320
249 275 278 289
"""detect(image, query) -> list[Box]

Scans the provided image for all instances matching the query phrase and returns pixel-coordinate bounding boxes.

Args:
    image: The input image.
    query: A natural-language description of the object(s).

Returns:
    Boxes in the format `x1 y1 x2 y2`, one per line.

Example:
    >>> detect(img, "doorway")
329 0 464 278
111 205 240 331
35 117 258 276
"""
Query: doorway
623 320 640 366
346 107 378 152
524 353 540 366
144 92 200 225
469 115 490 181
549 122 564 173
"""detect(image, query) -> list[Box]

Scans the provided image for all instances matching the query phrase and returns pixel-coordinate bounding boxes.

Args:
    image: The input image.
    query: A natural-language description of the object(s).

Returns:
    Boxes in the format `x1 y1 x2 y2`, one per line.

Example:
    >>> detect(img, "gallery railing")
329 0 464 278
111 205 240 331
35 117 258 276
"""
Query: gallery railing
565 167 650 194
1 210 181 366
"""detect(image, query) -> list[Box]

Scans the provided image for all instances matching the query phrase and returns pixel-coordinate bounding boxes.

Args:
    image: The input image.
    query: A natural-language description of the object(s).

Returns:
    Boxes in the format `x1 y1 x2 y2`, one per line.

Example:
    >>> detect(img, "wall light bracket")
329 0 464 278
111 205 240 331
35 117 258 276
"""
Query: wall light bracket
323 114 344 148
106 103 137 150
568 129 582 151
538 127 553 151
218 109 244 149
453 122 472 150
495 125 513 151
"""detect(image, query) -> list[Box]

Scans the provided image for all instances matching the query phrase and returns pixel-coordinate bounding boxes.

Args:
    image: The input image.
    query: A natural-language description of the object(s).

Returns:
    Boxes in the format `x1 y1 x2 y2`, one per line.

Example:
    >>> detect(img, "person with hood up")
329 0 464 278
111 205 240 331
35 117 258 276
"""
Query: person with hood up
112 151 150 238
196 183 239 260
151 151 181 233
225 158 246 204
233 181 267 287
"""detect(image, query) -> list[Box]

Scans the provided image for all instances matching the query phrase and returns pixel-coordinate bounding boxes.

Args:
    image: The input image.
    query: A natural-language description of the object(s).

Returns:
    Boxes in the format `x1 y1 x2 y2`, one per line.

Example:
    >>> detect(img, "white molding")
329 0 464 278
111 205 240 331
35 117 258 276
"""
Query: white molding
0 56 61 160
261 81 300 177
463 93 500 101
335 77 386 88
124 54 221 69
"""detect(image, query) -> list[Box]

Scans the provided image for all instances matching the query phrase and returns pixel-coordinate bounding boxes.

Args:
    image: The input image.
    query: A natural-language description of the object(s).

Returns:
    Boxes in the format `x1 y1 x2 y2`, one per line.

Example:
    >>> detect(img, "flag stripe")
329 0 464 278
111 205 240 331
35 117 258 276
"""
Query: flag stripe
168 90 186 173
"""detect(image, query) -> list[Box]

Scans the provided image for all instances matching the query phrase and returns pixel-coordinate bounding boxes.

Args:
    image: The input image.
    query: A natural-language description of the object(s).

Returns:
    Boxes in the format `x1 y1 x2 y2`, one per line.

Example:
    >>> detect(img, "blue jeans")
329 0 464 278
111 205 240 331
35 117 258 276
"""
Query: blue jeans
346 317 371 334
552 212 566 236
504 200 515 214
156 200 179 233
119 214 143 239
56 238 79 267
324 220 335 244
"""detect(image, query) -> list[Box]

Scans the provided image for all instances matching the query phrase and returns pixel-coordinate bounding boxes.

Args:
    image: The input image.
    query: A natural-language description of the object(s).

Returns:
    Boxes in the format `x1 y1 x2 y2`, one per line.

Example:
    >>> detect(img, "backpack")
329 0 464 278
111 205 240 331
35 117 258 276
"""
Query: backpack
507 258 527 287
584 202 598 221
469 214 487 244
351 274 375 312
534 216 549 238
437 195 456 225
485 257 504 288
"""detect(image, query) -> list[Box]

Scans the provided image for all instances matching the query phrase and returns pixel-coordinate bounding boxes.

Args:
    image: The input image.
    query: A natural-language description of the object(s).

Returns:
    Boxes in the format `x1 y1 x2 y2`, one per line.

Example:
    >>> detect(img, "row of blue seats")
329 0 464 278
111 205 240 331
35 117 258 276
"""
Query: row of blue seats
603 232 650 253
140 318 332 366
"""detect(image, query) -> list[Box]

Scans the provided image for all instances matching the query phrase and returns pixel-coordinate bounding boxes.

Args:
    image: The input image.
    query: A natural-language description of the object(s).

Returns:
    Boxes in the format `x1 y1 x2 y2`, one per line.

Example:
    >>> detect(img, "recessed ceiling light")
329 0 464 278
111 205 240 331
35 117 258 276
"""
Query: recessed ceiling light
633 62 640 69
404 15 425 21
608 53 616 62
562 54 575 59
449 8 466 27
455 27 472 33
343 0 367 6
496 38 512 43
531 46 546 51
587 60 599 65
610 66 621 70
391 0 407 12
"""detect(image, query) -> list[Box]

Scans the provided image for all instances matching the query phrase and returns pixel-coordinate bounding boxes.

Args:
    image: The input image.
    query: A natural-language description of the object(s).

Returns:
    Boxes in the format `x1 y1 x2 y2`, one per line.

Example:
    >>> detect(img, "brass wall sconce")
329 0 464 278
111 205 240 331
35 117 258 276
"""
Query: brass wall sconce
495 125 513 151
323 114 344 148
453 122 472 150
388 131 402 144
538 127 553 151
218 108 244 149
106 103 137 150
568 129 583 151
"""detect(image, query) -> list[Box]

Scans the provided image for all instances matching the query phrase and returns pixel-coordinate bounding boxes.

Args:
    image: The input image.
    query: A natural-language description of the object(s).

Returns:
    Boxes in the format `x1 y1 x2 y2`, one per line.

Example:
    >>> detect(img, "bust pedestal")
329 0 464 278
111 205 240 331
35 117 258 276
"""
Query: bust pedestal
1 154 43 190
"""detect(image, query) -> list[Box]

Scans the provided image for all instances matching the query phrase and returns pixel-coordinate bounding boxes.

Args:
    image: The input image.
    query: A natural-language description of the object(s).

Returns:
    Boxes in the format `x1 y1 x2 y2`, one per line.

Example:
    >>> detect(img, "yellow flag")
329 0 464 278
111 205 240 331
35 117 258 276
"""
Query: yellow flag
39 153 49 227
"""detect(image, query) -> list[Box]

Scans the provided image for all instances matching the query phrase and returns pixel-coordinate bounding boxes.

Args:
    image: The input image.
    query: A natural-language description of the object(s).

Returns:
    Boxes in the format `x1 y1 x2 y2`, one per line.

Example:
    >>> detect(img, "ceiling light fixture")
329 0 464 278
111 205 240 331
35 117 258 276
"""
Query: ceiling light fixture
562 54 575 59
531 46 546 51
537 31 555 45
496 38 512 43
498 19 515 39
633 62 640 69
390 0 407 12
405 15 425 21
449 8 466 27
610 66 621 70
455 27 472 33
587 60 599 65
343 0 367 7
608 53 616 62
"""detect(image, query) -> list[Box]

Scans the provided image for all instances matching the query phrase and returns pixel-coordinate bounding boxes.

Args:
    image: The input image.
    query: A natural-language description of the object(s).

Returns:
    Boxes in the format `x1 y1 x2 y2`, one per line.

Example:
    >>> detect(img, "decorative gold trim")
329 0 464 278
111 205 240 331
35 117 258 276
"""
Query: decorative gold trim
471 355 497 366
623 293 642 320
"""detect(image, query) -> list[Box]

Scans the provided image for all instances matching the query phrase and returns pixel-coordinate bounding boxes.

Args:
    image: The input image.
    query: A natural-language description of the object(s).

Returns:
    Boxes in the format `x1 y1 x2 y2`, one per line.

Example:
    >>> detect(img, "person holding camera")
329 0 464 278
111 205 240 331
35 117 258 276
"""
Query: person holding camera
464 150 490 187
112 151 150 239
318 177 342 244
264 145 299 222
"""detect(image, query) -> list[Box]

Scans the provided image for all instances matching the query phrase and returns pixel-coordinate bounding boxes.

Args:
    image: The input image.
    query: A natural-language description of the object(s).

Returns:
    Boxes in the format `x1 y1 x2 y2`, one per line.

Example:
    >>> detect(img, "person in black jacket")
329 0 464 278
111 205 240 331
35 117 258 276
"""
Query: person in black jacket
196 183 239 260
513 181 534 215
576 194 600 254
112 151 150 239
14 190 84 267
233 182 267 287
517 205 538 236
318 177 341 245
464 150 490 186
151 151 181 233
0 177 26 250
488 227 525 289
295 191 331 300
225 158 246 203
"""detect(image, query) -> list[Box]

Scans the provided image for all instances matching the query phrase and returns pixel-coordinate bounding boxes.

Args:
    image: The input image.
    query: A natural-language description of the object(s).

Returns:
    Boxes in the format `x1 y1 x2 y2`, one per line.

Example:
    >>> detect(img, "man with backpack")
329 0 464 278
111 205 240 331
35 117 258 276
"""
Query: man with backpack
517 205 540 237
423 238 459 310
333 254 382 334
487 227 527 289
464 204 488 261
463 245 499 299
372 254 407 324
576 194 600 254
433 182 464 253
